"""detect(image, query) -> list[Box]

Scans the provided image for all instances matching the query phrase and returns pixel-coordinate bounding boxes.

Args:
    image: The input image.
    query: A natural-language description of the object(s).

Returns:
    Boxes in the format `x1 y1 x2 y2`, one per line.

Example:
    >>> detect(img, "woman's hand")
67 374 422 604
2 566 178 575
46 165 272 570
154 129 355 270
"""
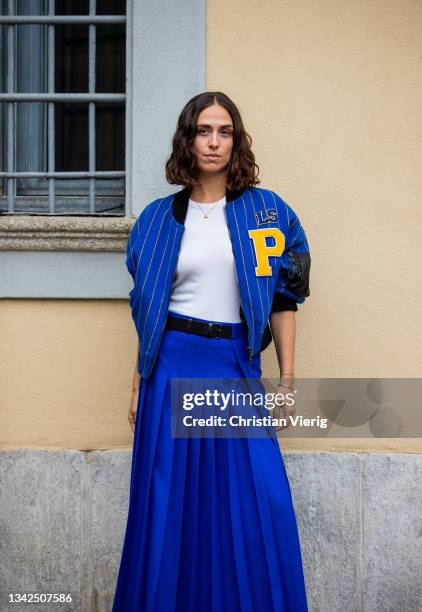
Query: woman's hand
274 374 296 431
128 370 141 433
128 388 139 433
269 311 297 431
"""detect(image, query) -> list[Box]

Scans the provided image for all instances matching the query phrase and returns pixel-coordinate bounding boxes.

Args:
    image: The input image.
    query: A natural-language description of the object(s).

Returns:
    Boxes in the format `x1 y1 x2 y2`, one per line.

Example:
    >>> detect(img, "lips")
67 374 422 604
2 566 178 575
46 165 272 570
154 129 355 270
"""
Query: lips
205 155 220 159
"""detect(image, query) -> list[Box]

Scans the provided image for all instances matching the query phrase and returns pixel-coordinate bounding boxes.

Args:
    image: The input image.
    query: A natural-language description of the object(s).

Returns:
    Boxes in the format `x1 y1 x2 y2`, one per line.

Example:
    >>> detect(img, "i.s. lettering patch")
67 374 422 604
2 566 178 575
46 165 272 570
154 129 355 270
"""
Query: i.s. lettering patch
255 208 278 226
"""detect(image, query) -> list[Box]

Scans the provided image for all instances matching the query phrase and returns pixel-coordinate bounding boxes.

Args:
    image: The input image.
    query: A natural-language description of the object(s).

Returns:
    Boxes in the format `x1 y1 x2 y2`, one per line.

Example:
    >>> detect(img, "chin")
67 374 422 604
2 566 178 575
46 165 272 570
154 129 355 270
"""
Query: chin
199 163 228 174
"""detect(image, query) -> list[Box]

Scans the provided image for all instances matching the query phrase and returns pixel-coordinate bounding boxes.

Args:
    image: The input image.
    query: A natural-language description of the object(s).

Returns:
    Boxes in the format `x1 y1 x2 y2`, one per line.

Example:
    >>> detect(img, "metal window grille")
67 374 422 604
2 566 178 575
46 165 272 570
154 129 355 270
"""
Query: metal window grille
0 0 127 215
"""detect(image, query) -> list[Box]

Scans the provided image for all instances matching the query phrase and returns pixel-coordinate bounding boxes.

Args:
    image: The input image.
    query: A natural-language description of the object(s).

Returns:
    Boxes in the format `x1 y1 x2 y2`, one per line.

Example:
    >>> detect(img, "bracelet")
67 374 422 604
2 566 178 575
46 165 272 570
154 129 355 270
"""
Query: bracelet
277 383 296 391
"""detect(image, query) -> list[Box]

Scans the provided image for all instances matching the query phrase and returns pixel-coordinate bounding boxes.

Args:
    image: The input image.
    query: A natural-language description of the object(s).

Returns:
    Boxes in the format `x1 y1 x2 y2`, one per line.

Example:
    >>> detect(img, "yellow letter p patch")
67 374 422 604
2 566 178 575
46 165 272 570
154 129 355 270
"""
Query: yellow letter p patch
248 228 285 276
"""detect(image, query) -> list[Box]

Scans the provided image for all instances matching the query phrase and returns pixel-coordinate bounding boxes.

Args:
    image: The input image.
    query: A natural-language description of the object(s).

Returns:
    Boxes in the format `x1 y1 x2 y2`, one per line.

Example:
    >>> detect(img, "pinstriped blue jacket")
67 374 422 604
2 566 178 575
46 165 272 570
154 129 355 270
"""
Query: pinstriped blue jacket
126 185 311 379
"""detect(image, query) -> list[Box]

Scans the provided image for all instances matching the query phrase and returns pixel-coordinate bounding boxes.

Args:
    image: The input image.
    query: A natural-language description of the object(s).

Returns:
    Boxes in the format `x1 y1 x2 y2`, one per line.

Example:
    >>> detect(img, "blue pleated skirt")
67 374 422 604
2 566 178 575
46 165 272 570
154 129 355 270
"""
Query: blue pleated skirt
112 311 308 612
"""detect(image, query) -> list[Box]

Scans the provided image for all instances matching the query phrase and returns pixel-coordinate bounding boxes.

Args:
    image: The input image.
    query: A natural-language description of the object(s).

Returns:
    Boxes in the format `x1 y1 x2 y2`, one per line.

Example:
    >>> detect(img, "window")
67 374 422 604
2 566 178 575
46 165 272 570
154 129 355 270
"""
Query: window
0 0 126 215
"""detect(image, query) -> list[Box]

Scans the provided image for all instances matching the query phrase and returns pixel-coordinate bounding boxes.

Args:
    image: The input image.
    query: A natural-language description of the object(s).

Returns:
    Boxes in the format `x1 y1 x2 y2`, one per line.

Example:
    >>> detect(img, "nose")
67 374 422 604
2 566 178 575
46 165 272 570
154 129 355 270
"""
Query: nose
209 130 219 149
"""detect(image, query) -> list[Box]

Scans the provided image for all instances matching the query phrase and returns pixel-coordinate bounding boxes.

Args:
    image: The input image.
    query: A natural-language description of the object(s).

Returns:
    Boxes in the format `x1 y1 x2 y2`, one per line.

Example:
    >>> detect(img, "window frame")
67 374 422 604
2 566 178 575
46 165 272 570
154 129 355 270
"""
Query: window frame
0 1 127 217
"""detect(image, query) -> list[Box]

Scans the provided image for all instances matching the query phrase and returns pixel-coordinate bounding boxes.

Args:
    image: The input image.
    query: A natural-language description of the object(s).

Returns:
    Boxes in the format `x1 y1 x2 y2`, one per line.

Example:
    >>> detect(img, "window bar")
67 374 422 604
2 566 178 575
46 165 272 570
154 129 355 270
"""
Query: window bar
6 0 15 212
47 0 55 213
0 93 125 101
0 171 125 178
88 0 96 213
0 16 126 24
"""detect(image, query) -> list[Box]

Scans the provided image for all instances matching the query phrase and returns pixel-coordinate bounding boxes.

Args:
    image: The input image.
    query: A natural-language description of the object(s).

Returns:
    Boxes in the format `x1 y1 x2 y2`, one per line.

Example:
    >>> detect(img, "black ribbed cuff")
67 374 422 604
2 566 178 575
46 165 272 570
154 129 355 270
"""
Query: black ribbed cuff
271 292 298 312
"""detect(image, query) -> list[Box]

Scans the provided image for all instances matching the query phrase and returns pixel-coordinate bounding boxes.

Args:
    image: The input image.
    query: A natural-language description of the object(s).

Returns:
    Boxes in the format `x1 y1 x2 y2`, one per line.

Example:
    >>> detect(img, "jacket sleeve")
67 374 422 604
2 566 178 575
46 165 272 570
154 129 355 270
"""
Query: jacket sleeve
125 207 148 282
125 198 161 283
125 216 140 281
271 208 311 313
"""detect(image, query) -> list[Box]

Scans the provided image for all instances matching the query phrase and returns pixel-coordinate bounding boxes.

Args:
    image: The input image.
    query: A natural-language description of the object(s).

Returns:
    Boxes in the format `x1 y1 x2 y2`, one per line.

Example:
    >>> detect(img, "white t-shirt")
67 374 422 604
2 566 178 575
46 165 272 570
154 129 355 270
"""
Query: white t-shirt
168 195 242 323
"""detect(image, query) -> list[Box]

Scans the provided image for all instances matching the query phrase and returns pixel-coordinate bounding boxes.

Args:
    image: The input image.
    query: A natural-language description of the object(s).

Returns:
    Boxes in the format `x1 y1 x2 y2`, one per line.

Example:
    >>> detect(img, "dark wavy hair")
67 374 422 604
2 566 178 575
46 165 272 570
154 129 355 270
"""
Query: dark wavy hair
165 91 260 191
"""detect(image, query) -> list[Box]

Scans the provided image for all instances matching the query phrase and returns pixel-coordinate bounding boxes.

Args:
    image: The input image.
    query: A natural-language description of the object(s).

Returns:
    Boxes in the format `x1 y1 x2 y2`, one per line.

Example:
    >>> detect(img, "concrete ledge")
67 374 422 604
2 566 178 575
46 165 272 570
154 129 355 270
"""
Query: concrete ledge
0 216 134 251
0 450 421 612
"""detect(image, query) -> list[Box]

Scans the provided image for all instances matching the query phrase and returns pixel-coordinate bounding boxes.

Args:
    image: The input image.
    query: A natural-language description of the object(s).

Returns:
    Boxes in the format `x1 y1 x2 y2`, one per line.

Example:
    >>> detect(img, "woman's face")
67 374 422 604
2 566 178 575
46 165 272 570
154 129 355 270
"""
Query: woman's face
192 103 234 177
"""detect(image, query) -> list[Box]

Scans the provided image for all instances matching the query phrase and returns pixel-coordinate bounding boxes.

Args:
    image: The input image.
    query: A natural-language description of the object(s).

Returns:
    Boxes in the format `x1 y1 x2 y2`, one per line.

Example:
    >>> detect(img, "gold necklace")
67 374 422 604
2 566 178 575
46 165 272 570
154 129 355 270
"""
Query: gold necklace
189 194 225 219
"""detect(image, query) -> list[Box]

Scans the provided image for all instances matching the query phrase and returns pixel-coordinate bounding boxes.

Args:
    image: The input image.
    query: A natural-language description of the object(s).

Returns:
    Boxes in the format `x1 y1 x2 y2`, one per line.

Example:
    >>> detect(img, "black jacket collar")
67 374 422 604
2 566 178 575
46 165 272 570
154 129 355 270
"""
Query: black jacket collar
172 185 244 225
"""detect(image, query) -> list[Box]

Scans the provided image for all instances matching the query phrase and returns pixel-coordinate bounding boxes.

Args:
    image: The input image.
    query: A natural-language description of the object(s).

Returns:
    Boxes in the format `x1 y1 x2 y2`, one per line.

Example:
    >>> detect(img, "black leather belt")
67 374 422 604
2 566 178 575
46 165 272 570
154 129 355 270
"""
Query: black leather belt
165 314 233 339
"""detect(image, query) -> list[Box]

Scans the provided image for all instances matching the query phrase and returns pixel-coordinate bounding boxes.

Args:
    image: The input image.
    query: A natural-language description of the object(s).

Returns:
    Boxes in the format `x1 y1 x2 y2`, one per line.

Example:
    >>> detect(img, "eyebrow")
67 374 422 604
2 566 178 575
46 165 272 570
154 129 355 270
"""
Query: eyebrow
197 123 233 129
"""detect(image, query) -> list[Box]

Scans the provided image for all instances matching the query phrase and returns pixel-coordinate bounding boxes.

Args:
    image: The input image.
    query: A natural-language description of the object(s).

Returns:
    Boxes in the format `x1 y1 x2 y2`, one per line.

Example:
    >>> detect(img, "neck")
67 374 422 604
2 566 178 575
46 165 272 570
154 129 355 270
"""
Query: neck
190 171 227 203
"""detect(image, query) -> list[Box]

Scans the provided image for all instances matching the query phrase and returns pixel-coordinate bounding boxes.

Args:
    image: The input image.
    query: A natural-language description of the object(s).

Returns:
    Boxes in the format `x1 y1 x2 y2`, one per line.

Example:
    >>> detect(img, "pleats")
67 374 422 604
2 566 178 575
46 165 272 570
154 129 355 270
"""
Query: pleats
112 323 308 612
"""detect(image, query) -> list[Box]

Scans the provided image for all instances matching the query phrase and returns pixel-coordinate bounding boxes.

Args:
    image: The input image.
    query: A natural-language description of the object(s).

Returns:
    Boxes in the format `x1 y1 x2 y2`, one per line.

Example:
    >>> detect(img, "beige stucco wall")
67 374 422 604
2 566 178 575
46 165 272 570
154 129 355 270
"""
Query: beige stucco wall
1 298 421 452
1 1 421 451
0 299 137 450
207 0 422 380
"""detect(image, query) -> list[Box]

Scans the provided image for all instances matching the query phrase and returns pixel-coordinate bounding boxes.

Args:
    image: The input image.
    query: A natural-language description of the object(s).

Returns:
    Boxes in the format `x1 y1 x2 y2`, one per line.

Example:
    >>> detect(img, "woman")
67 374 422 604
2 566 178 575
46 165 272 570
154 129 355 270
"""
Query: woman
112 91 311 612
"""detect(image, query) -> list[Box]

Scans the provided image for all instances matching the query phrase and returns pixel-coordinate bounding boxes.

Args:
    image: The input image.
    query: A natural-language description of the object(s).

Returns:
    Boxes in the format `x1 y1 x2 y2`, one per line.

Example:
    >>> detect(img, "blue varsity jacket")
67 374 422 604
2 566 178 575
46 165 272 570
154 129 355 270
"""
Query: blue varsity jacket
126 185 311 379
